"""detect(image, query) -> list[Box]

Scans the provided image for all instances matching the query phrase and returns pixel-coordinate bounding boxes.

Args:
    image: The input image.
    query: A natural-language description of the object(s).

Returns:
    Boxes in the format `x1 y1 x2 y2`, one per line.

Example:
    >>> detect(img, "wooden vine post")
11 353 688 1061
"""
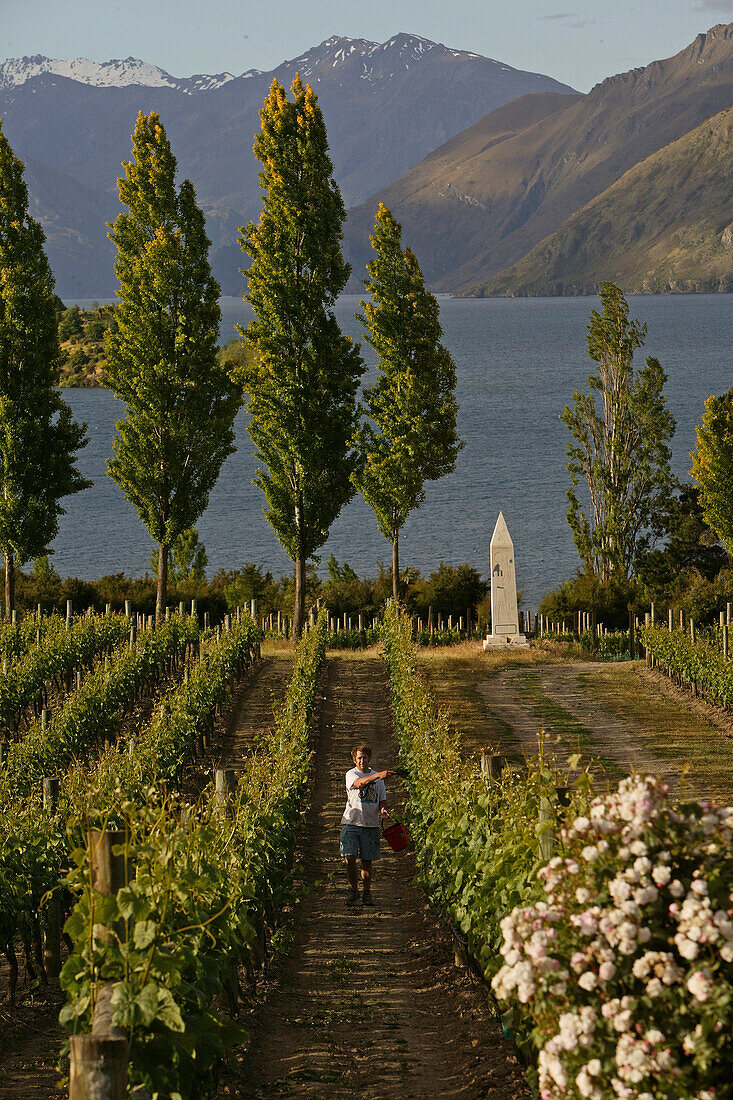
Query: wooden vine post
42 777 62 980
215 768 237 805
213 771 244 1010
539 797 555 860
480 751 506 785
69 829 130 1099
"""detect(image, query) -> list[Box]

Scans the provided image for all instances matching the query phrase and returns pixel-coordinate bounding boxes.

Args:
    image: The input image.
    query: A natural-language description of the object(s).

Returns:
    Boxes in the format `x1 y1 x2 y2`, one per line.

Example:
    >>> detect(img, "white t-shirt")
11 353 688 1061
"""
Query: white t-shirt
341 767 386 828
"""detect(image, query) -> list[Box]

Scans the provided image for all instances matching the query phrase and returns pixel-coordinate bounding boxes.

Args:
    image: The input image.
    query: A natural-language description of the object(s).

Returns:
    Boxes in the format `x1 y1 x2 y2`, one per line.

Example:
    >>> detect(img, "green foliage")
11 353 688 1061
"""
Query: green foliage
561 283 676 580
636 484 727 596
60 613 327 1097
0 615 213 979
321 555 376 616
31 555 62 603
323 626 381 650
640 621 733 707
691 388 733 558
540 570 638 629
106 111 241 616
242 76 364 633
2 614 198 793
0 121 90 607
579 629 630 659
58 305 83 340
418 561 487 616
0 610 129 735
150 528 208 590
356 204 462 593
217 336 255 379
380 601 586 983
57 304 117 386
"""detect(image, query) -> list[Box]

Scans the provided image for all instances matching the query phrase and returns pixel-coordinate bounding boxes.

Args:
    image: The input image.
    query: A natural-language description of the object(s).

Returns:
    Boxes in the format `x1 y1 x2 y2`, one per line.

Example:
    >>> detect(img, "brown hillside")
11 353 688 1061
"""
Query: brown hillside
344 23 733 292
477 107 733 296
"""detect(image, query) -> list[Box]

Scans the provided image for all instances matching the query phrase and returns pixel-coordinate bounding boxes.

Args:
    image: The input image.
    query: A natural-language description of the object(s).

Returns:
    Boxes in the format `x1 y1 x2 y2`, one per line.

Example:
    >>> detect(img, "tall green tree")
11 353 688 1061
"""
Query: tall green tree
691 390 733 556
561 282 676 580
242 76 364 638
356 203 462 601
106 111 241 620
0 121 89 615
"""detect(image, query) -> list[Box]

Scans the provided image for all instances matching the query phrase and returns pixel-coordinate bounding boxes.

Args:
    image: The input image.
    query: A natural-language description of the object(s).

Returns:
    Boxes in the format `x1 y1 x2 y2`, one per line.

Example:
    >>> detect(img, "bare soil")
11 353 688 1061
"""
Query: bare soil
215 654 294 770
219 656 526 1100
0 991 65 1099
421 648 733 802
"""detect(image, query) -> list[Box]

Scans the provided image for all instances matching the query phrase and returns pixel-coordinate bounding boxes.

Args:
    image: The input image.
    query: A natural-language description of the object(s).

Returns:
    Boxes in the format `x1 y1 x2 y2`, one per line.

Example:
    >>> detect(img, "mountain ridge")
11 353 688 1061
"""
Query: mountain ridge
0 34 576 297
471 106 733 297
342 22 733 294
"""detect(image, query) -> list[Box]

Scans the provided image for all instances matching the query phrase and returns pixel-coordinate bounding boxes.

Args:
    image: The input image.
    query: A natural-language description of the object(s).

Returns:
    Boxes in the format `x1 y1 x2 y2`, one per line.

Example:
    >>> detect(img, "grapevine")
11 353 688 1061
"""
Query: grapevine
0 612 130 734
59 612 327 1098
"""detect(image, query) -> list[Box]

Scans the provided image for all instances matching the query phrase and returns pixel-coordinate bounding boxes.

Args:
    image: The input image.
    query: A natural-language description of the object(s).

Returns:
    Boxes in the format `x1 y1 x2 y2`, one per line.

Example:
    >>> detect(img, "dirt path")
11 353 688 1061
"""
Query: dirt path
478 662 669 778
216 654 293 770
475 661 732 799
224 656 526 1100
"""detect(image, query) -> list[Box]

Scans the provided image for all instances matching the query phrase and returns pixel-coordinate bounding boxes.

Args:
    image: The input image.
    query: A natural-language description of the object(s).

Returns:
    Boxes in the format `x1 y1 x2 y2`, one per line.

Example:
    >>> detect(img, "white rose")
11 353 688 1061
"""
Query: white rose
686 969 713 1002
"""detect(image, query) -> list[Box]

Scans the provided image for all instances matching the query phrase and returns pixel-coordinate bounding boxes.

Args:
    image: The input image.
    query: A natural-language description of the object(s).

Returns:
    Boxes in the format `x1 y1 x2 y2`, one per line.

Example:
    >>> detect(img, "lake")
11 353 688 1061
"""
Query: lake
60 294 732 610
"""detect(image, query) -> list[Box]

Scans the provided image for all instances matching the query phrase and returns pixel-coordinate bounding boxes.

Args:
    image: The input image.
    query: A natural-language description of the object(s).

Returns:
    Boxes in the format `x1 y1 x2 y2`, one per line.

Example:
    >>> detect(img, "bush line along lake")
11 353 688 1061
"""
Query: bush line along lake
60 293 732 607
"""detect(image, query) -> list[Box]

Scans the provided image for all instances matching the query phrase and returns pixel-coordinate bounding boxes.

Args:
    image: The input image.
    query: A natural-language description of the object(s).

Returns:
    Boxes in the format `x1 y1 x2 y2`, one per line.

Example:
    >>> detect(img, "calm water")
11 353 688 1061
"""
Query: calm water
60 295 732 608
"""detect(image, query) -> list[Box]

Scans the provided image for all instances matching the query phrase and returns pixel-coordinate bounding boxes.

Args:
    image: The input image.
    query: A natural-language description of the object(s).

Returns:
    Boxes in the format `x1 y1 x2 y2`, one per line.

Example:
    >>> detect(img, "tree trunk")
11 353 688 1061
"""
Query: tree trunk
156 543 169 623
4 551 14 620
293 553 306 641
392 530 400 604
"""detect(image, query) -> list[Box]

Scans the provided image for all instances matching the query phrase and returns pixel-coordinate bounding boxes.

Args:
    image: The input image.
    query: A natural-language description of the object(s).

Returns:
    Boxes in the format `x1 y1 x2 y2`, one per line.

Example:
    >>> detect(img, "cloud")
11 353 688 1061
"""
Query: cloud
540 11 591 25
696 0 733 10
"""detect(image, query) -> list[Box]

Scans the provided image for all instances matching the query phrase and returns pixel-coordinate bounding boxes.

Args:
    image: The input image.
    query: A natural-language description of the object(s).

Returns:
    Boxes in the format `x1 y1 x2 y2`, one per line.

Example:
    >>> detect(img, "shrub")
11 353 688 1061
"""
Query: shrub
492 775 733 1100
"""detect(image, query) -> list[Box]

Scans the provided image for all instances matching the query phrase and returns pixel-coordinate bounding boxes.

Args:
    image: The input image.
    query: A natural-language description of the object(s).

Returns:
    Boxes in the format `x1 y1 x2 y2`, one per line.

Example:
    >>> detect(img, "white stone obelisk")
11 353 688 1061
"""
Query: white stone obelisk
483 512 528 649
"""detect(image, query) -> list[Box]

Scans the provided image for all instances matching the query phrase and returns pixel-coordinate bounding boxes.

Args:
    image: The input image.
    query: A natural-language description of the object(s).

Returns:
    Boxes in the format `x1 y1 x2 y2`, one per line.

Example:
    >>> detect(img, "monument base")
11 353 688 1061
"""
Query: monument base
483 633 529 651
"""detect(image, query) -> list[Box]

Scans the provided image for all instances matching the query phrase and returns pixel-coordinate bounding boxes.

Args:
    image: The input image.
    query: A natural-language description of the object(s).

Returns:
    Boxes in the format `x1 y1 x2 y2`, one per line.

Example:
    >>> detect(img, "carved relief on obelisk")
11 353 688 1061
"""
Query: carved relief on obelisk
483 512 528 649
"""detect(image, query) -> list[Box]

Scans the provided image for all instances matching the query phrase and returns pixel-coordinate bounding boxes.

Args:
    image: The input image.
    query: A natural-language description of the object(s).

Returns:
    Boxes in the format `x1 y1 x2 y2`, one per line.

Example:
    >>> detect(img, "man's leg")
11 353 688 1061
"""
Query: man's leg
345 854 359 890
361 859 373 897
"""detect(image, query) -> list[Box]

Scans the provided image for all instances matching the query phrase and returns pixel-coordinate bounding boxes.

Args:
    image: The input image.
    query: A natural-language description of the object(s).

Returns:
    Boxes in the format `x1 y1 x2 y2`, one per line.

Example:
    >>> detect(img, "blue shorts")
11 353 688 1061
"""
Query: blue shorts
340 824 381 861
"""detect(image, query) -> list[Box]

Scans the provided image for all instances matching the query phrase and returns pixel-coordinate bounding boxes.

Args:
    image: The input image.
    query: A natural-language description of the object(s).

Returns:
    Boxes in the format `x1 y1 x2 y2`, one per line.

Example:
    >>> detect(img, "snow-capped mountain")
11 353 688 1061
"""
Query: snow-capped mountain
0 34 577 297
0 54 240 94
280 33 510 84
0 35 523 95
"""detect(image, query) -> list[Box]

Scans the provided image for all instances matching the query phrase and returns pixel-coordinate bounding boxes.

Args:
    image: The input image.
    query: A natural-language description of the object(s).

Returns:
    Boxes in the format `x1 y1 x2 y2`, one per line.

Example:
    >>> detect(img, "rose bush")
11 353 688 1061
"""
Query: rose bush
492 775 733 1099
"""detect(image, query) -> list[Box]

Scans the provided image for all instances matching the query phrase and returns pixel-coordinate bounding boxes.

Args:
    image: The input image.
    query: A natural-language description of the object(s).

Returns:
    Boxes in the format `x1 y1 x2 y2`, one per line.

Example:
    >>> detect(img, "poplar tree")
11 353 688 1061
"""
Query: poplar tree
106 111 240 620
691 390 733 555
0 121 89 616
561 283 676 580
242 76 364 638
357 204 462 602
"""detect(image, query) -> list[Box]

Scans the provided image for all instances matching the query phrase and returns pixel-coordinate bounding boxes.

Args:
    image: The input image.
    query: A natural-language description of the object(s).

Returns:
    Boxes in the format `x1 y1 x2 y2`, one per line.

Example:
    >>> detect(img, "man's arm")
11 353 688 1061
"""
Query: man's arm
351 768 393 790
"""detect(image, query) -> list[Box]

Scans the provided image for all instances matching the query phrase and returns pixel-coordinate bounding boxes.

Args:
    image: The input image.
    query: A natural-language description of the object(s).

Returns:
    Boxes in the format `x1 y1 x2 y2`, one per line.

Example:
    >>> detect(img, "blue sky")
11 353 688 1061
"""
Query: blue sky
3 0 733 92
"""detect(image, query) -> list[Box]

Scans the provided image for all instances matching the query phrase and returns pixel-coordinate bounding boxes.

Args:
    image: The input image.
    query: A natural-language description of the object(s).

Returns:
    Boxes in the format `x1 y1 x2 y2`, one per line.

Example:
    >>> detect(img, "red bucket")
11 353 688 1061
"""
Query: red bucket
382 820 410 852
